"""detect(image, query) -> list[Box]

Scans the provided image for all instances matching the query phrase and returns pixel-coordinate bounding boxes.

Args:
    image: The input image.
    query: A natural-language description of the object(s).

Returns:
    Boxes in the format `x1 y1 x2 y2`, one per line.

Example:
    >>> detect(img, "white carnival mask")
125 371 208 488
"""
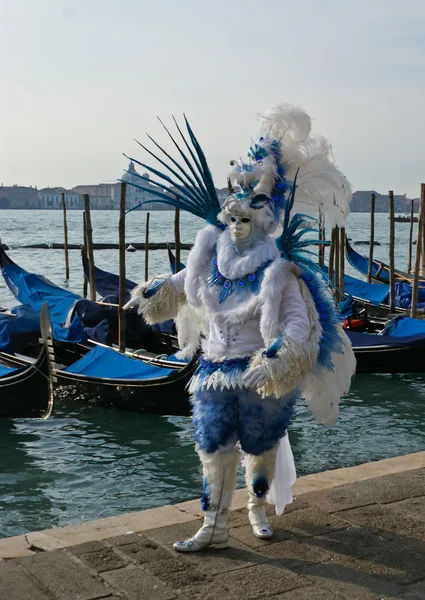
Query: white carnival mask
229 215 252 242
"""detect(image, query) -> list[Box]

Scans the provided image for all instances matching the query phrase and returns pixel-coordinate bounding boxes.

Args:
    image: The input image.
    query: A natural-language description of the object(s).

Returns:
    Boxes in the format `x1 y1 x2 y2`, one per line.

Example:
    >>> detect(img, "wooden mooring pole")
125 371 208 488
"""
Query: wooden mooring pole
367 193 375 283
411 184 425 318
82 213 88 298
83 194 96 301
318 210 325 268
174 207 181 274
334 226 341 301
408 199 414 274
389 191 396 314
144 212 150 282
339 226 345 298
328 227 336 290
61 192 70 280
118 182 126 353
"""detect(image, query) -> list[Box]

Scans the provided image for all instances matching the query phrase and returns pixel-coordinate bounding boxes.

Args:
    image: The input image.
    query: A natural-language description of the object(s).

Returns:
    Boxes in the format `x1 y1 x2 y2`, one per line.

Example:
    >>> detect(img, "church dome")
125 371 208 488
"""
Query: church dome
121 161 138 183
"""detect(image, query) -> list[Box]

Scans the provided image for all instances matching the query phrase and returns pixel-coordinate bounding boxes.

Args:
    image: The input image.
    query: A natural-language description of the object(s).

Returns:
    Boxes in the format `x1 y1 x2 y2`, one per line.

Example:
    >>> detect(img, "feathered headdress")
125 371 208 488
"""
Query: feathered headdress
228 103 352 229
122 103 351 230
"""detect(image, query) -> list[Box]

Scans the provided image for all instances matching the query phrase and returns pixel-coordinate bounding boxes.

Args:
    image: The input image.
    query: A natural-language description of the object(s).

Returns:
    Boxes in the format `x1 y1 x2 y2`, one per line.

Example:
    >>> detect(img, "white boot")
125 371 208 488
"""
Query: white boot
173 510 229 552
247 494 274 539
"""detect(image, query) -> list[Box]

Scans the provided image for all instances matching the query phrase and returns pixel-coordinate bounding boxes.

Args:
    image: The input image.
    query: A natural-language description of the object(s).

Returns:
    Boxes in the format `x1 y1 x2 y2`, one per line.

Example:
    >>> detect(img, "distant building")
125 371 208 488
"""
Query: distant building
351 190 414 213
38 187 84 209
118 161 171 210
72 183 117 198
0 185 39 208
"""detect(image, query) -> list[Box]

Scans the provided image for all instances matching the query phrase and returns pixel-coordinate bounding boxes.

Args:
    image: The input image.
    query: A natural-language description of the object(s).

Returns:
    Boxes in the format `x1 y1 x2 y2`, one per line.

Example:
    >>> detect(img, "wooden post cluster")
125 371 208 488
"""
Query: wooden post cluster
118 182 127 353
144 212 150 282
83 194 96 302
388 191 396 314
328 227 336 290
339 226 345 298
174 208 181 274
82 213 88 298
318 210 325 268
328 225 345 302
408 199 414 274
335 226 341 301
411 184 425 318
367 193 375 283
61 192 70 280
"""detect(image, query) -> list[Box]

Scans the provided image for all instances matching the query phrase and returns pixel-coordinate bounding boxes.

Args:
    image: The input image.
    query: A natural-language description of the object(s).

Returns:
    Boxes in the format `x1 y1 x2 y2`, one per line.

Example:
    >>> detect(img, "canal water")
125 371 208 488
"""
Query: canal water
1 210 424 538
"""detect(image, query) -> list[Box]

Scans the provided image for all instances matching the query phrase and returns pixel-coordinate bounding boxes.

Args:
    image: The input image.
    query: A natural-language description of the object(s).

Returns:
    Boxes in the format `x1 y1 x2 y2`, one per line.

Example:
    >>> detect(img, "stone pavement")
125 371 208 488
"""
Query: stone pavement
2 463 425 599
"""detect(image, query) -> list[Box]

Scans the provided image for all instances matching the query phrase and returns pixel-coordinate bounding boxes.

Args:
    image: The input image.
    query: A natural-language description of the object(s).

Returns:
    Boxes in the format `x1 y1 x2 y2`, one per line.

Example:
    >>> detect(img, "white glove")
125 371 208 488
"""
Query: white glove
243 364 268 389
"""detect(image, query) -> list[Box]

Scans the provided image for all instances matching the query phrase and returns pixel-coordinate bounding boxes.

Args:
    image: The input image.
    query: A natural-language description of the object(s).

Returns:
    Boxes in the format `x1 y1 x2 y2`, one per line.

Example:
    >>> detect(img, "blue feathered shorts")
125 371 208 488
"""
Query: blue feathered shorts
191 386 297 456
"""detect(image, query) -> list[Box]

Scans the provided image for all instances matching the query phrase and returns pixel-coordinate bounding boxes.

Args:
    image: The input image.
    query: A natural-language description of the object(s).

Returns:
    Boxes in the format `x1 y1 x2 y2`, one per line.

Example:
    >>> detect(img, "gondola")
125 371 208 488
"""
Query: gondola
0 346 51 418
0 242 175 354
346 239 425 285
322 265 425 321
346 324 425 374
40 304 196 416
0 308 51 418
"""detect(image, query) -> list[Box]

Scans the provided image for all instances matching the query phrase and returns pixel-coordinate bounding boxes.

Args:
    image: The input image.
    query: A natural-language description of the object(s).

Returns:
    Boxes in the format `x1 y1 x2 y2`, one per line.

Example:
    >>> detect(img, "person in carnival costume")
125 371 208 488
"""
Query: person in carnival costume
124 103 356 552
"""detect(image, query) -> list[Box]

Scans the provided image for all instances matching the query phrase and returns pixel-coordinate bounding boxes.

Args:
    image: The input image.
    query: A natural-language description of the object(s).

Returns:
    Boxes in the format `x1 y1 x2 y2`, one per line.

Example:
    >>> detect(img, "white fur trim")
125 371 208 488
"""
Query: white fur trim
197 445 241 510
128 274 184 324
188 368 248 395
245 446 278 497
184 225 220 309
216 228 279 280
250 276 322 398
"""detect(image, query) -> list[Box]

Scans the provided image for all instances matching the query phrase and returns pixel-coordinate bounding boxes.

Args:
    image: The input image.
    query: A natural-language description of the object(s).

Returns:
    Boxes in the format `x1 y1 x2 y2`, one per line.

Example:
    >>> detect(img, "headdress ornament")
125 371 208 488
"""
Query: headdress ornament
122 103 351 231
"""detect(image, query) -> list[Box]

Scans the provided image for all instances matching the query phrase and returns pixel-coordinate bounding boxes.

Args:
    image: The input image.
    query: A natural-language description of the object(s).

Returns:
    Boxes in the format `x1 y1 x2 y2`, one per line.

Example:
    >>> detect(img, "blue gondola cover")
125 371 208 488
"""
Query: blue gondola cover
63 345 175 380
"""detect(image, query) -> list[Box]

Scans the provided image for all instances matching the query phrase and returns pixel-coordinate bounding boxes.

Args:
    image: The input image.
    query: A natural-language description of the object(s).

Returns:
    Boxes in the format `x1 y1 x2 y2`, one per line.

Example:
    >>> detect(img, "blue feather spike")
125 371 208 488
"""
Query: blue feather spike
126 151 208 209
122 172 201 213
126 167 208 213
144 133 209 196
157 117 212 205
135 136 205 194
124 115 221 225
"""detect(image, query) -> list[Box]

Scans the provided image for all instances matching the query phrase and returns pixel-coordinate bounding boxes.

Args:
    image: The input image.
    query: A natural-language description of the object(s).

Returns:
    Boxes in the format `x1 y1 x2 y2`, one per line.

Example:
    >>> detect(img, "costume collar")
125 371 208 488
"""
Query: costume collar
216 228 280 280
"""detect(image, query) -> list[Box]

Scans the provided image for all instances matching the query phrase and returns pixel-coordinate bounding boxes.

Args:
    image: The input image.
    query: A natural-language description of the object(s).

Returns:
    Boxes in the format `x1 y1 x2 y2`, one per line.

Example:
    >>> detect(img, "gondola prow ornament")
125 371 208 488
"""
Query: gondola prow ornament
124 103 356 551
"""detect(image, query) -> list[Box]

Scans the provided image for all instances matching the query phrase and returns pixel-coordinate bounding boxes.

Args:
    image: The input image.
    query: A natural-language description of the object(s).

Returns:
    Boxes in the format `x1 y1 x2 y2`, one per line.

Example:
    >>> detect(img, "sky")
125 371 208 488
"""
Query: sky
1 0 424 197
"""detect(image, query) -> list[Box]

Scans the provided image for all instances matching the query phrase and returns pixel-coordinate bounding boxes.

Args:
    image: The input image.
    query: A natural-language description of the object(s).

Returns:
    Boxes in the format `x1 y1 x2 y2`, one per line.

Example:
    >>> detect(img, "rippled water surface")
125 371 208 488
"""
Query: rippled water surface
1 210 424 538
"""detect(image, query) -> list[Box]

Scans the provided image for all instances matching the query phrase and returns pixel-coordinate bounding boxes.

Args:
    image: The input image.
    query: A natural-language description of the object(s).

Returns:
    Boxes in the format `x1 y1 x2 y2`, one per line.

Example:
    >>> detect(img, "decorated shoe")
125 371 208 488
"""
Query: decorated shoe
173 511 229 552
248 497 274 540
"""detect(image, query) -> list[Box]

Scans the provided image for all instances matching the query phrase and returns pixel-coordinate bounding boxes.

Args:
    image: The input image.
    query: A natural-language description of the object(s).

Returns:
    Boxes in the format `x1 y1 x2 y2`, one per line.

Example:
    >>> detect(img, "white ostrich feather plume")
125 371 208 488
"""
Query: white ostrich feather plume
230 103 352 228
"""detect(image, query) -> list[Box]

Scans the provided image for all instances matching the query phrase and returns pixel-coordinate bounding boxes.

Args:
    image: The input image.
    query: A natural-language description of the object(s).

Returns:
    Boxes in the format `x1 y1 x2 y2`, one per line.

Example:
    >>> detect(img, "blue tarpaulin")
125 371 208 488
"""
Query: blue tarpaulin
0 303 87 351
2 262 79 323
346 329 425 348
339 295 354 319
381 315 425 338
0 327 13 353
63 345 175 380
323 267 425 310
0 363 22 377
0 305 40 352
343 273 389 306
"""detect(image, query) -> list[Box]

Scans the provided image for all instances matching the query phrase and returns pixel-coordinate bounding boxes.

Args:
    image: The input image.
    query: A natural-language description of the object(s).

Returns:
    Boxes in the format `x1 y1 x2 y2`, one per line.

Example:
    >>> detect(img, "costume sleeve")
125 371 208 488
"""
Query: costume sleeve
279 272 312 343
126 272 186 325
168 268 187 295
